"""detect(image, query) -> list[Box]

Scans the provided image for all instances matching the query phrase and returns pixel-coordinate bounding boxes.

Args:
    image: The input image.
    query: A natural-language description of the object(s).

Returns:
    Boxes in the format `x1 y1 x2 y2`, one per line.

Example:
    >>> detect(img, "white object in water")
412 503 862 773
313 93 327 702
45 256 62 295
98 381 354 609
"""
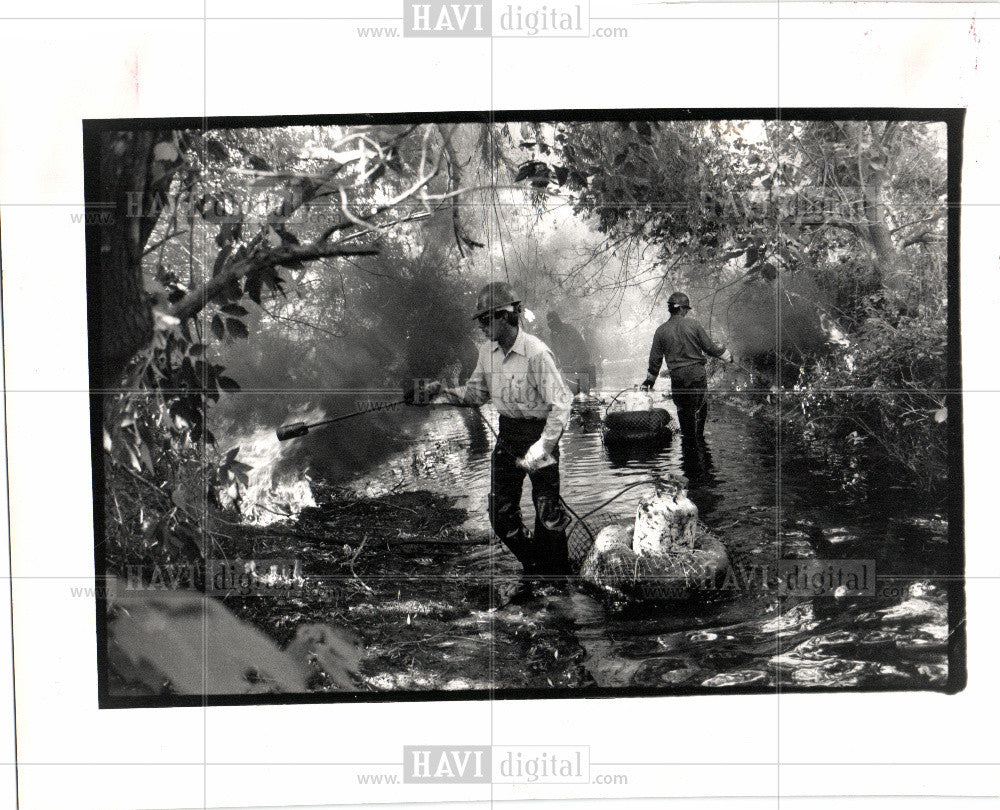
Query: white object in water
623 390 652 412
594 523 633 553
632 481 699 555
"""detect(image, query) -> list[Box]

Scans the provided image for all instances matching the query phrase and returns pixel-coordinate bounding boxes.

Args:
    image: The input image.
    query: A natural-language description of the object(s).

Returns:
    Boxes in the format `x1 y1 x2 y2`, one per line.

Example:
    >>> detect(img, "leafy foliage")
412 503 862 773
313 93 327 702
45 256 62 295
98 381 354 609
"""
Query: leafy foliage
511 120 783 269
791 297 948 492
505 118 948 491
512 119 945 297
104 123 468 576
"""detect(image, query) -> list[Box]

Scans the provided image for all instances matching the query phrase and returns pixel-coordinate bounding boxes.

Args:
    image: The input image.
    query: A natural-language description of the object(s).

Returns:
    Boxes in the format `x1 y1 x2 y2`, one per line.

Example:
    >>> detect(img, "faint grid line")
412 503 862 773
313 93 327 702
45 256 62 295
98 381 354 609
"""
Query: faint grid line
56 571 976 582
9 572 1000 576
776 5 784 804
1 14 997 20
201 3 210 808
0 387 979 393
489 32 497 810
594 15 1000 19
0 198 960 203
0 196 22 810
128 794 1000 810
0 16 402 20
8 760 1000 765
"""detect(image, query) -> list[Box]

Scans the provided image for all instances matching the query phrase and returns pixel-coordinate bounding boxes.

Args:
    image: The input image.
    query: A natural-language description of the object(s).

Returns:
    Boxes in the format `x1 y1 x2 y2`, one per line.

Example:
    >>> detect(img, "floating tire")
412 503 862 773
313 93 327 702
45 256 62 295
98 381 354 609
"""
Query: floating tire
602 408 673 446
575 522 730 603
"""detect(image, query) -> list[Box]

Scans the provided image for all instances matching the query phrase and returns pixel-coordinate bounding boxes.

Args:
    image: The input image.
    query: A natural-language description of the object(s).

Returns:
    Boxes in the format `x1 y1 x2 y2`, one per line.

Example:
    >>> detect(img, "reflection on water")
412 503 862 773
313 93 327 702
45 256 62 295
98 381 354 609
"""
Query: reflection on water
337 397 773 535
294 394 952 690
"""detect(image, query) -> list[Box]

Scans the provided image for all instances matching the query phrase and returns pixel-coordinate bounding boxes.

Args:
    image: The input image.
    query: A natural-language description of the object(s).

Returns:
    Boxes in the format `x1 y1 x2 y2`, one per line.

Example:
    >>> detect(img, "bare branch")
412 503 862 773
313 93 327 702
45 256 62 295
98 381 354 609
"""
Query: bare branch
260 304 346 340
901 231 946 249
168 245 379 322
316 149 442 244
889 212 945 235
143 228 189 257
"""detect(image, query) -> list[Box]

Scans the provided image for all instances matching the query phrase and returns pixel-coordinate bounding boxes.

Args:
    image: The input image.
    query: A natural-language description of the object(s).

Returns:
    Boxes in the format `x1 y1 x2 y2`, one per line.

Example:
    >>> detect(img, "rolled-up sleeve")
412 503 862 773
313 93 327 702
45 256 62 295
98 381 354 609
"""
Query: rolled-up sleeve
528 350 572 454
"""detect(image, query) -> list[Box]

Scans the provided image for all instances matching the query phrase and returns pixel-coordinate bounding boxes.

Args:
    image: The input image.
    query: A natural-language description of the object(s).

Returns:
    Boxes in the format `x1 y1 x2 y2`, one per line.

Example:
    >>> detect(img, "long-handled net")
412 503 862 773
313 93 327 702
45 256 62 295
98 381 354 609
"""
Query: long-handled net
563 478 733 603
469 406 654 566
564 480 654 568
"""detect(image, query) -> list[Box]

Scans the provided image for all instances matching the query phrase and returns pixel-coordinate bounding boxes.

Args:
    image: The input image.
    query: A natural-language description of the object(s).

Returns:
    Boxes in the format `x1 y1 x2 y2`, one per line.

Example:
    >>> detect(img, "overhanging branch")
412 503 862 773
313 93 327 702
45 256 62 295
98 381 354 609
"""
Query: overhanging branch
168 246 379 322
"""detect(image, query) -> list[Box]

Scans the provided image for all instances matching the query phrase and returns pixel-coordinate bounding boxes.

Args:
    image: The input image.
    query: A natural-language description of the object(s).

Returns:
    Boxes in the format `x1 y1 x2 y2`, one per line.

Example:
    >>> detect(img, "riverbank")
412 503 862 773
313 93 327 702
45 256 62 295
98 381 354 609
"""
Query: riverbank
220 486 595 691
105 396 954 696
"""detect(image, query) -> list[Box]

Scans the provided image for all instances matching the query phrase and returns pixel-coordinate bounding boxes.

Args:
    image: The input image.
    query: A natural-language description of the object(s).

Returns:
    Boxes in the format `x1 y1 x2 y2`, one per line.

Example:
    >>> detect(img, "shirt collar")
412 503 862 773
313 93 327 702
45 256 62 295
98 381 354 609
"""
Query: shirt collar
492 327 526 358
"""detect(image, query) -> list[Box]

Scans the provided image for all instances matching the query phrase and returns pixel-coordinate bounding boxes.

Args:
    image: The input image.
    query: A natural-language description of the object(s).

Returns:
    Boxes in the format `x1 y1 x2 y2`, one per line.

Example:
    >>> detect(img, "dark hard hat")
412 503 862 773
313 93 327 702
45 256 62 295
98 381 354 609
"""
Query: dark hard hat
667 291 691 309
472 281 521 319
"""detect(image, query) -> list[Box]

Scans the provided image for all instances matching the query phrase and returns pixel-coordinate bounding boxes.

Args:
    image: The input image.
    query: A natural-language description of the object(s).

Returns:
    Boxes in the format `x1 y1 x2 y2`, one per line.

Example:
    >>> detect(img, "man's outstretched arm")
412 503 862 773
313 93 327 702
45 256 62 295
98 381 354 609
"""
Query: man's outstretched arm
643 329 665 387
431 358 489 406
695 323 733 362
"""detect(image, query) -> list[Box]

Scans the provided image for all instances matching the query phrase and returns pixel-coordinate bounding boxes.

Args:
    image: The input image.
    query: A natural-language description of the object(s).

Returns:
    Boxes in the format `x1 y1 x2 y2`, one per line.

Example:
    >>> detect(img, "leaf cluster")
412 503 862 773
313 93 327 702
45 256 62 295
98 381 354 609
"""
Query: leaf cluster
790 298 948 492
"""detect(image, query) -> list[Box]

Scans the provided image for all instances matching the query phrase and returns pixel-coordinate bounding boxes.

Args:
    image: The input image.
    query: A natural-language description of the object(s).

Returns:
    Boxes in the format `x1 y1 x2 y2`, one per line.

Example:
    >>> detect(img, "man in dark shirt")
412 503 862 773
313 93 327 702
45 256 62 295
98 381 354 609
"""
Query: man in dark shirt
641 292 732 439
546 310 595 395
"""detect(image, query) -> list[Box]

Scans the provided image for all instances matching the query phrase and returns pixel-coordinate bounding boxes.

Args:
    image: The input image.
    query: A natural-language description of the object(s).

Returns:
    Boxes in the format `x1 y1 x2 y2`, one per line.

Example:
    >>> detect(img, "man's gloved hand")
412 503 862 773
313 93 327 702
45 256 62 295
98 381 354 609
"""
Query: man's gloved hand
402 379 441 406
721 348 734 364
519 440 556 472
639 379 654 391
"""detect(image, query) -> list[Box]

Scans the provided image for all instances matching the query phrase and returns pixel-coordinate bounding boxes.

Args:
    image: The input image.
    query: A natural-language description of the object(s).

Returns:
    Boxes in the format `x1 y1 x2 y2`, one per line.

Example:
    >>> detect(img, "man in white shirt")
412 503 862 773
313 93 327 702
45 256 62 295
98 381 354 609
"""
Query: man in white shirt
422 282 573 578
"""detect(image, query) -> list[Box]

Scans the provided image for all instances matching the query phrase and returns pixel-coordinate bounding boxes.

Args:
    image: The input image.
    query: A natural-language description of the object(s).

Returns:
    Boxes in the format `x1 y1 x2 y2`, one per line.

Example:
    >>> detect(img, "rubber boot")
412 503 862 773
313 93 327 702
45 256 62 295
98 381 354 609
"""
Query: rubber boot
502 529 538 574
530 531 571 590
547 533 572 577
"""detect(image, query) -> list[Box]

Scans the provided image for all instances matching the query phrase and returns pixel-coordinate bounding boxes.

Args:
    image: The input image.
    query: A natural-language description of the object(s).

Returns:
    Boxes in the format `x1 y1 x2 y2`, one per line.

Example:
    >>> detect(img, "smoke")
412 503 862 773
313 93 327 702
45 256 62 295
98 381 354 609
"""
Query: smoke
719 275 830 363
206 209 483 495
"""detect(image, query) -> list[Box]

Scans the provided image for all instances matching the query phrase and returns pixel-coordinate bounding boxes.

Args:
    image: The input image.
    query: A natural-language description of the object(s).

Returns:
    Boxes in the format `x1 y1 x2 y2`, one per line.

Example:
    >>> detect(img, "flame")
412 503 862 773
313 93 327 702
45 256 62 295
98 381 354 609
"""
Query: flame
219 406 324 525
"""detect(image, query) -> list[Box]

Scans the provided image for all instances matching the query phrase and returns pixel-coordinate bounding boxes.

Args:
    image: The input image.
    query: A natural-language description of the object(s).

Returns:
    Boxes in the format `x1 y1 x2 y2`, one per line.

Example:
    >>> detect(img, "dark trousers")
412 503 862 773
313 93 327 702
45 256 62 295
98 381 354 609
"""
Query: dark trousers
671 366 709 439
489 416 570 576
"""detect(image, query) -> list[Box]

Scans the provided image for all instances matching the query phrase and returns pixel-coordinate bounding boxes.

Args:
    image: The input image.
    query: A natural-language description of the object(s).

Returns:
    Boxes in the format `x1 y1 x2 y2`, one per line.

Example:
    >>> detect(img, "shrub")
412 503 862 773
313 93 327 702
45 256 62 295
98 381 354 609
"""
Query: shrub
790 297 948 494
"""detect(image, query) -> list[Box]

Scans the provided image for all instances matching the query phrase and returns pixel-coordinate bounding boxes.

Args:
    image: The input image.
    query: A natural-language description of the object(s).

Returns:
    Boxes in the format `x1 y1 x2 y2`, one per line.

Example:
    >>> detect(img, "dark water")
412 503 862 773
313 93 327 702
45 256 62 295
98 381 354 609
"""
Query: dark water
294 392 952 692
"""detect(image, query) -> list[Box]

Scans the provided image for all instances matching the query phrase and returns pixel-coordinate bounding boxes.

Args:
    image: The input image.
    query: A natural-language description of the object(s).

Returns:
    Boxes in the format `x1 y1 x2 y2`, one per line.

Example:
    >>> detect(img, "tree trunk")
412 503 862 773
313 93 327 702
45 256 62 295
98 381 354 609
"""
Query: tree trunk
437 123 488 252
96 130 183 386
863 180 906 292
859 122 907 294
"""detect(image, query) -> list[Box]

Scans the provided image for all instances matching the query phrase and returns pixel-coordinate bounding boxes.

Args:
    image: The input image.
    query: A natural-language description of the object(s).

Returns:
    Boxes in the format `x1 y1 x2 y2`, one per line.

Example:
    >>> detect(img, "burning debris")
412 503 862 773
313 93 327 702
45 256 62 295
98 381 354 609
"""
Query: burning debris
218 414 324 525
